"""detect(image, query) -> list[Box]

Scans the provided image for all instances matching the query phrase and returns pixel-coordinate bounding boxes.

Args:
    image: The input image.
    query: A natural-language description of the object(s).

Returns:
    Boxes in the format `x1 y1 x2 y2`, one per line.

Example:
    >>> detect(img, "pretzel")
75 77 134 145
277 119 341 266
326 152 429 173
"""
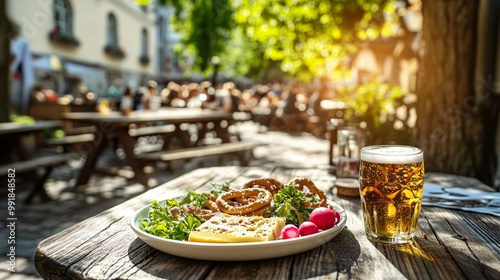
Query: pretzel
216 188 272 215
181 204 217 220
242 178 283 196
243 204 271 216
205 200 220 212
287 177 327 207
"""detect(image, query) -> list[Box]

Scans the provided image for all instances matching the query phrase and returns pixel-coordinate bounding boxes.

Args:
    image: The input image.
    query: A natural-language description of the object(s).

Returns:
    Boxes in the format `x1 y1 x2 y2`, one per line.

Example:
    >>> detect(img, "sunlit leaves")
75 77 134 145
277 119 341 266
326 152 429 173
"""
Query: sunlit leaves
151 0 400 81
161 0 234 74
135 0 150 5
338 80 411 144
234 0 399 81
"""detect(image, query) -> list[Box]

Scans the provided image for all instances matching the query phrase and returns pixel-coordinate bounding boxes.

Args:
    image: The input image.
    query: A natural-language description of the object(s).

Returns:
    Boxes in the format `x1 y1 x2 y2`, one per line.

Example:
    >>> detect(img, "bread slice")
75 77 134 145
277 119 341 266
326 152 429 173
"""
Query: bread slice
188 214 286 243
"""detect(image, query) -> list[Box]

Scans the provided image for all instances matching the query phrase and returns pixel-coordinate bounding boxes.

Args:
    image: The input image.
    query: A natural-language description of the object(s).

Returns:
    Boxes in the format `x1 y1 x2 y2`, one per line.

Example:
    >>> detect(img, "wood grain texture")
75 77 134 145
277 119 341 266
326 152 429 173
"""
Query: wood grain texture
35 167 500 279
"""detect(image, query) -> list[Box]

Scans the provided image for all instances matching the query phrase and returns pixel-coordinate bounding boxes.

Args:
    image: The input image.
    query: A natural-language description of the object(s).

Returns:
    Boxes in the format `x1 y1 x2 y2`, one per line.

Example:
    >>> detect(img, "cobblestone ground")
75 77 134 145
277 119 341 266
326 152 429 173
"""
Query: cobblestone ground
0 122 331 279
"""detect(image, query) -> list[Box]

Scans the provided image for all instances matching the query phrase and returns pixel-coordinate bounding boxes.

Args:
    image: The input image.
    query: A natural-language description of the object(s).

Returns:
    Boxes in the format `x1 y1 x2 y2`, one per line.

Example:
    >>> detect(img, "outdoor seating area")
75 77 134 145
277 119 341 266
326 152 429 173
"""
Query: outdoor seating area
1 105 263 201
2 0 500 279
1 117 499 279
2 63 500 280
60 107 258 187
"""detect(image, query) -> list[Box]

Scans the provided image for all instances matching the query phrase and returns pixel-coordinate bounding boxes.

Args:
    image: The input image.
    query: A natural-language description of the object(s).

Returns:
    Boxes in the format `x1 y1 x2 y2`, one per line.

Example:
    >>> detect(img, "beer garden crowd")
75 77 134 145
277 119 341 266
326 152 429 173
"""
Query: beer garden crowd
30 78 338 139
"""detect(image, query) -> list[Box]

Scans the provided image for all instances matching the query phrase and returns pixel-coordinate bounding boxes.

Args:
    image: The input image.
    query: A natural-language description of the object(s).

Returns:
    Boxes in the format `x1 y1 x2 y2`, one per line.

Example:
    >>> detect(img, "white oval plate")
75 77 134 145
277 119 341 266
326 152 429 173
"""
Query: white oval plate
130 200 347 261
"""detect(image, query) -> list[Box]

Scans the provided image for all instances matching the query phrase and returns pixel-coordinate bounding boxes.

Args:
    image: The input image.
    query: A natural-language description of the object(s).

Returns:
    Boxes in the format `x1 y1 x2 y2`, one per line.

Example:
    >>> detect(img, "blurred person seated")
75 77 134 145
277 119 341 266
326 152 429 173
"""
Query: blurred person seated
133 87 147 110
250 85 277 127
269 84 309 133
304 85 336 137
201 82 232 112
186 84 203 109
200 85 217 110
141 80 161 110
30 85 59 103
229 87 242 113
214 82 233 112
106 78 125 106
119 86 133 114
163 87 185 107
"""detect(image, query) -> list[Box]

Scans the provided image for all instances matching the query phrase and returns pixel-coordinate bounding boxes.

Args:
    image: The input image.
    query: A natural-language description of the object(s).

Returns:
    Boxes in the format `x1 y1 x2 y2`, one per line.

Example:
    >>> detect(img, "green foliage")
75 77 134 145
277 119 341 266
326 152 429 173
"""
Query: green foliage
135 0 152 5
10 114 35 124
337 79 416 145
142 0 400 81
234 0 399 81
222 27 287 81
158 0 234 74
138 0 234 74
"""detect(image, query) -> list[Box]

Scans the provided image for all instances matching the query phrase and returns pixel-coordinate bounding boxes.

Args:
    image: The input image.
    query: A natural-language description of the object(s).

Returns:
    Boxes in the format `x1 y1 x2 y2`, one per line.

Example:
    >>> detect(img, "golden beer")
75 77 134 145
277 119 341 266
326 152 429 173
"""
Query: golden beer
359 145 424 243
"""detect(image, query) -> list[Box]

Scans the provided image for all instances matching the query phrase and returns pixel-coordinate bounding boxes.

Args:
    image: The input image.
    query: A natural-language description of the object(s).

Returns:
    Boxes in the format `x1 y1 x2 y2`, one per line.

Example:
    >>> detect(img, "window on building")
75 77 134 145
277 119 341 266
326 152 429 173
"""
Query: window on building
107 13 118 47
50 0 79 46
141 29 148 56
140 28 150 64
104 13 124 58
53 0 72 35
158 16 165 70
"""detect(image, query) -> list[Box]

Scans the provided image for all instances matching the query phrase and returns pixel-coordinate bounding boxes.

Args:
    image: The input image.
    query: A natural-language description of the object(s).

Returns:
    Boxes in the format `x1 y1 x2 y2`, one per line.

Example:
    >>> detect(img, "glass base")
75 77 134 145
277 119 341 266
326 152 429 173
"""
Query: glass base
366 234 415 244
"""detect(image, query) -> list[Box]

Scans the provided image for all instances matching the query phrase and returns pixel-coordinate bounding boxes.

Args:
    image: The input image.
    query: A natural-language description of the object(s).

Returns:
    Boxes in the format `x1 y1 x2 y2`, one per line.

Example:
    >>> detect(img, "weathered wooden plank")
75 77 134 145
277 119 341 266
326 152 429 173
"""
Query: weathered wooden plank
135 142 258 162
426 208 500 279
44 133 95 146
35 167 248 279
34 167 500 280
128 124 176 138
0 153 75 176
206 258 292 280
119 245 213 279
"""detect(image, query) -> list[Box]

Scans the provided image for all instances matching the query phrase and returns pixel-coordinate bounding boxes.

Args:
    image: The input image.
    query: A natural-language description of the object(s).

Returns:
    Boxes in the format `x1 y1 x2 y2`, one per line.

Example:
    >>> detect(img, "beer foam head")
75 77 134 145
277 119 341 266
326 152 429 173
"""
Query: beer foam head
361 145 423 164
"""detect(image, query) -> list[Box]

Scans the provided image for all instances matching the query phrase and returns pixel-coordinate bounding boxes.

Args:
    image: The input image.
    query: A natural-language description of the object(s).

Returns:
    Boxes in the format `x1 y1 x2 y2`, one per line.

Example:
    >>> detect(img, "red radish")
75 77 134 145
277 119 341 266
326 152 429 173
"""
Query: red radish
309 207 337 230
281 224 300 239
298 221 318 236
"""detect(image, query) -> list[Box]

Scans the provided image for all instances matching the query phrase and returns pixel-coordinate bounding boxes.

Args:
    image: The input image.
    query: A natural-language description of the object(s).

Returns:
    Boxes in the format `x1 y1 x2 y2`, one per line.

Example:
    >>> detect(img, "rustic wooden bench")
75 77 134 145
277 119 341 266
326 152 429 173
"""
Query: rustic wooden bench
129 123 192 149
45 133 95 147
44 125 97 152
128 124 176 138
0 153 76 203
135 141 259 166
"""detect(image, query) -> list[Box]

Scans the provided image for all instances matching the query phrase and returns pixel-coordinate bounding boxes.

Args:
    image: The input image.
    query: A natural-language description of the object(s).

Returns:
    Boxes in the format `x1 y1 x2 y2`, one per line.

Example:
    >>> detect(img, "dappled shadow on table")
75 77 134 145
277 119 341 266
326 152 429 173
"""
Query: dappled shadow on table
127 228 361 279
373 235 499 279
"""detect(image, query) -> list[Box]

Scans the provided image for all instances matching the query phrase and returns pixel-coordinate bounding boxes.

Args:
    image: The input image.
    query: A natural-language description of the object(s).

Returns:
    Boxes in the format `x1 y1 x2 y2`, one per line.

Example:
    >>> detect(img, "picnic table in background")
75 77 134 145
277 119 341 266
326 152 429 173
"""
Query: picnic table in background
62 108 257 188
0 120 75 202
34 166 500 279
28 101 97 131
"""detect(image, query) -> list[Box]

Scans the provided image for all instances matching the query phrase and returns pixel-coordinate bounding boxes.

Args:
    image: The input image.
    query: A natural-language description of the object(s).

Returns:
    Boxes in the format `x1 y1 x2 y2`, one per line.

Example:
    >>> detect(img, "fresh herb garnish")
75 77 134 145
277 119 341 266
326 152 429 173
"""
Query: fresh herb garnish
178 190 211 208
209 181 231 197
272 184 317 225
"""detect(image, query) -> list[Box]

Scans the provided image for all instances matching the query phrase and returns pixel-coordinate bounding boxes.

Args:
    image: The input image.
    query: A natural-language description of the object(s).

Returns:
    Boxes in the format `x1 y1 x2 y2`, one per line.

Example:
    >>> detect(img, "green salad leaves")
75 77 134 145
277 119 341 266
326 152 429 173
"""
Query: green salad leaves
272 184 319 225
140 190 208 241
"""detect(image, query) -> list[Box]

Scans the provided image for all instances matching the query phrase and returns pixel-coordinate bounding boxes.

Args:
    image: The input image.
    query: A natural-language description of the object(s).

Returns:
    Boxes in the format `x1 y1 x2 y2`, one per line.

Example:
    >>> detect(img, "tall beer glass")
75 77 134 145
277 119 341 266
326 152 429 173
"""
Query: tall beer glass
359 145 424 244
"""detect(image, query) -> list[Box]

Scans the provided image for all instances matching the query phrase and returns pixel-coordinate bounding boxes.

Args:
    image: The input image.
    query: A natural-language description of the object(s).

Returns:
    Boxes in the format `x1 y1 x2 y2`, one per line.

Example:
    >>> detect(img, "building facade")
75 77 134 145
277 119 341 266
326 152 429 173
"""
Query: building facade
8 0 159 102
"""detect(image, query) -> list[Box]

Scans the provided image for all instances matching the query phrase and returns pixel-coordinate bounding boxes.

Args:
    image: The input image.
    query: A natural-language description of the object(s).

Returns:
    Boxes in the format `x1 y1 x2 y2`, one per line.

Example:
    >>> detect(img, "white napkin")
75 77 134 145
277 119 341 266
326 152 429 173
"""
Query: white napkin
422 182 500 217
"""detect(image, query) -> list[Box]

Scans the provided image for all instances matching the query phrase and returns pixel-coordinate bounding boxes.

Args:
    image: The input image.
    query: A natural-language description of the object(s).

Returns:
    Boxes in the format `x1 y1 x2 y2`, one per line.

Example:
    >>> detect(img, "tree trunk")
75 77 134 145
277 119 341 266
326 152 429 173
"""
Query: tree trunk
0 0 11 123
416 0 499 186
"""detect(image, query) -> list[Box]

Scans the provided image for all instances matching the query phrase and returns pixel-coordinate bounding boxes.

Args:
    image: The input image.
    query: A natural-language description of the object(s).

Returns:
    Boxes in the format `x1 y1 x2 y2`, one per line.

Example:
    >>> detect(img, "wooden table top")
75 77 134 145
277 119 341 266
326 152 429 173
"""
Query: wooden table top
34 167 500 280
0 120 61 136
62 108 234 126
